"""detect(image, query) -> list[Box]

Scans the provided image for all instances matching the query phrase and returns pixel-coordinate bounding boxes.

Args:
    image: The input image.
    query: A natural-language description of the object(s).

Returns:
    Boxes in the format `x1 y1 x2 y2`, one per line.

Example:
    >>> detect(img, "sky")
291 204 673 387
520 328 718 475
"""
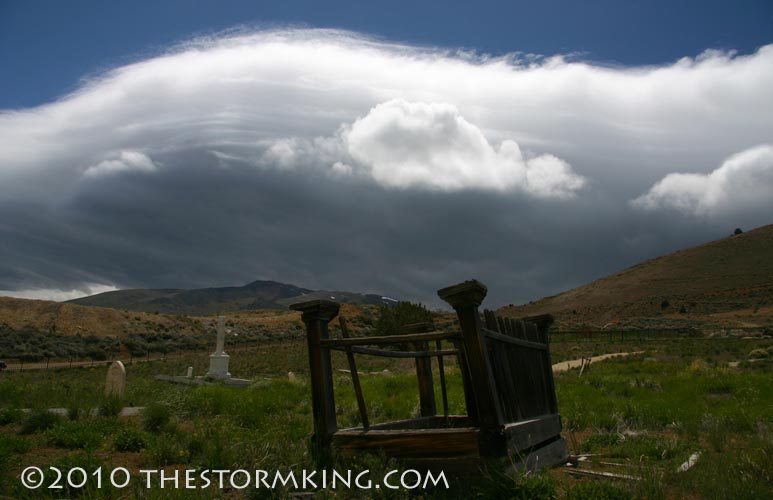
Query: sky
1 1 772 307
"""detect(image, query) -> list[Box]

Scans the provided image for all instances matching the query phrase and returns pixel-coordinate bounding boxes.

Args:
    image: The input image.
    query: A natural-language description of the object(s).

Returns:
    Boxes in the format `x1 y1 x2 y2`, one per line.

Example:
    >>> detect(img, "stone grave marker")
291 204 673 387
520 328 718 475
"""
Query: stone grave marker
105 360 126 399
206 316 231 379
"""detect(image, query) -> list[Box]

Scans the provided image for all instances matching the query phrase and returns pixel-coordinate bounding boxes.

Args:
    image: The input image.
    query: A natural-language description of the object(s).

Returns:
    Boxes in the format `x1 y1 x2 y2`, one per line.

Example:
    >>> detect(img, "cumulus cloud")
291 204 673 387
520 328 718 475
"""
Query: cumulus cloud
631 145 773 215
84 151 158 176
254 99 586 197
341 99 585 196
0 29 772 303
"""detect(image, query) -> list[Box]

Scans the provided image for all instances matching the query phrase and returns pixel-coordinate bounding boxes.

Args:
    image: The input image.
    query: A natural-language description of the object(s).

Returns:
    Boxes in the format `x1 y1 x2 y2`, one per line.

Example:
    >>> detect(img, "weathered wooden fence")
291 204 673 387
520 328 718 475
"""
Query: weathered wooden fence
292 279 567 472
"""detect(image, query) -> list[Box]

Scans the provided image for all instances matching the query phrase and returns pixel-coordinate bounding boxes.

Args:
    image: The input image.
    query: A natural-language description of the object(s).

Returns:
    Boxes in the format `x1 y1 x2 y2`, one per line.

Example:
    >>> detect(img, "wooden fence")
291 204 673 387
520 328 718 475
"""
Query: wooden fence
292 279 567 472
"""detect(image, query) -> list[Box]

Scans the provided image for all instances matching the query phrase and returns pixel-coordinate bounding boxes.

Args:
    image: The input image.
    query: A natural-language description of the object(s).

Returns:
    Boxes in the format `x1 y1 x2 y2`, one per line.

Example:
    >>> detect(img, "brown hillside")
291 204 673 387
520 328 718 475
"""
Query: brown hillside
0 297 203 337
0 296 382 339
500 224 773 330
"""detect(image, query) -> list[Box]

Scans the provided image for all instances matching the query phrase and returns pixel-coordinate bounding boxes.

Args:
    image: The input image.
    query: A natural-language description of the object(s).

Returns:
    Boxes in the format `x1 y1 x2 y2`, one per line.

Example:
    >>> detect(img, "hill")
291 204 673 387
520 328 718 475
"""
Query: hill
67 279 394 315
500 224 773 331
0 296 200 337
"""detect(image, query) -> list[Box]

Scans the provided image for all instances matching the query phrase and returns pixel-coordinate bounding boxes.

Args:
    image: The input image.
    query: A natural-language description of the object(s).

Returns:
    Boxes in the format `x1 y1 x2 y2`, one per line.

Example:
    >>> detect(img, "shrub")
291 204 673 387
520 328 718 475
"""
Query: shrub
372 301 434 336
0 434 30 492
145 434 187 466
19 410 62 434
142 403 171 433
98 396 123 417
45 420 103 450
113 427 146 452
0 408 23 425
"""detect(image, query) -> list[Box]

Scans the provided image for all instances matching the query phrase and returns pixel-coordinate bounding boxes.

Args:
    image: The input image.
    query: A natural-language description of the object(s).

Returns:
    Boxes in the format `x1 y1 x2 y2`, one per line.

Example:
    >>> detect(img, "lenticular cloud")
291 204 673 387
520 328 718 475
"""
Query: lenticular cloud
1 28 772 201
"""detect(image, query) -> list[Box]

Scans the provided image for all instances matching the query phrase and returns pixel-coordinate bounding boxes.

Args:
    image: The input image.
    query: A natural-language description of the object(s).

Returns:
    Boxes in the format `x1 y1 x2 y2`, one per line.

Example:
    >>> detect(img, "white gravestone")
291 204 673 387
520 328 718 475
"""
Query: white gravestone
186 366 193 378
206 316 231 379
105 360 126 398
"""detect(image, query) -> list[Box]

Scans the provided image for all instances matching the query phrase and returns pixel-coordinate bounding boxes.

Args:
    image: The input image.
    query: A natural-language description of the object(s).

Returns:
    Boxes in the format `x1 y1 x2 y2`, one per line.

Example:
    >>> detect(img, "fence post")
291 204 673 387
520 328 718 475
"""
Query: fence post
404 323 437 418
438 280 505 457
290 300 340 465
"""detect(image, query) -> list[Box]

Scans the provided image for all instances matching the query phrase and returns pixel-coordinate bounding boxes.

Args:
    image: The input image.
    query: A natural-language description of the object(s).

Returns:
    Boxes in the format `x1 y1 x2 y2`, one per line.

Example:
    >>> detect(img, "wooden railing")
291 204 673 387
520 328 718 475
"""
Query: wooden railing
292 279 566 467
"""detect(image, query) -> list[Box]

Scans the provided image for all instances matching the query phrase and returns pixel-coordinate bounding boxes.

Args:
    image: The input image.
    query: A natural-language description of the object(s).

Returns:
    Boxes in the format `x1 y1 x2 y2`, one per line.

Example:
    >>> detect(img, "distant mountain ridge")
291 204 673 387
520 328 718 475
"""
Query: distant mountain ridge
68 279 395 315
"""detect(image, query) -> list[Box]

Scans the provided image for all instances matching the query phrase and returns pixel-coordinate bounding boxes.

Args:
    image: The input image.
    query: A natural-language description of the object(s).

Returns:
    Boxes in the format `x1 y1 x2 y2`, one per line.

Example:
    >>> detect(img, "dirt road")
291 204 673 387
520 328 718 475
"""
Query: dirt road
552 351 645 373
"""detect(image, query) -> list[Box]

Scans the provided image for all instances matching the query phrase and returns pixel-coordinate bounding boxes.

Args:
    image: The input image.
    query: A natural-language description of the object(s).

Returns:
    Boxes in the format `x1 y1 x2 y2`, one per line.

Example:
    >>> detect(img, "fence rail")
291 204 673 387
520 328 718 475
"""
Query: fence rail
548 326 771 342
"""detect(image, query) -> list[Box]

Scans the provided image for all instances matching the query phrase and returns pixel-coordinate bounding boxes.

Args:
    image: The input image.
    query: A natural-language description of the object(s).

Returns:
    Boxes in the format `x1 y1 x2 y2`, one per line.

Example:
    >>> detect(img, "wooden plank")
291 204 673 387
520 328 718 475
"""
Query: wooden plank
481 328 546 350
342 415 471 431
497 315 508 336
483 309 498 331
402 322 435 334
564 469 641 481
522 314 554 337
436 339 449 418
515 319 526 340
506 317 516 336
526 322 538 342
329 345 459 358
504 414 563 453
414 340 437 417
453 338 478 421
511 437 568 472
339 316 368 430
321 331 459 347
333 427 480 458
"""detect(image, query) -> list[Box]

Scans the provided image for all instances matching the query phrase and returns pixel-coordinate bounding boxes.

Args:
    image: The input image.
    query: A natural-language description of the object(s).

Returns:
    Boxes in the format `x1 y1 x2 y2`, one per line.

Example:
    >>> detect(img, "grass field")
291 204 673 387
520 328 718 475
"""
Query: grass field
1 337 772 499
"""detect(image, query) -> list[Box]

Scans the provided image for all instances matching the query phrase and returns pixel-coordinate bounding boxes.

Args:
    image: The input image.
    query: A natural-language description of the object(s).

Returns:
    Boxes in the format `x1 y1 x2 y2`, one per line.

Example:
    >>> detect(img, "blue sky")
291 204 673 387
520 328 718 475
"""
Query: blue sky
0 1 772 304
2 0 772 108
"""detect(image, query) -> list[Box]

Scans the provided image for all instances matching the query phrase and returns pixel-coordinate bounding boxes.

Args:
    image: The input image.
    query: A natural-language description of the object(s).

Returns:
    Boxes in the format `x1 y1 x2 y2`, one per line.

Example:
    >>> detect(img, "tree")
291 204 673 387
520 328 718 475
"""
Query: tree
372 301 434 336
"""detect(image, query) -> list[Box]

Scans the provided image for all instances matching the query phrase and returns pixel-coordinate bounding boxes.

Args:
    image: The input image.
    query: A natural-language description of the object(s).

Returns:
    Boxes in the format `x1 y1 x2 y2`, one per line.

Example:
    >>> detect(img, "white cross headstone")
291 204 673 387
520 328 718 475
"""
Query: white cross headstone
206 316 231 379
105 360 126 398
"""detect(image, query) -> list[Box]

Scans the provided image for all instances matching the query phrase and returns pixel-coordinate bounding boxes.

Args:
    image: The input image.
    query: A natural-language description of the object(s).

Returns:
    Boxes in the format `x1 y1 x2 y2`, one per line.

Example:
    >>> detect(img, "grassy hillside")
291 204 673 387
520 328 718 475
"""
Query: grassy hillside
500 224 773 330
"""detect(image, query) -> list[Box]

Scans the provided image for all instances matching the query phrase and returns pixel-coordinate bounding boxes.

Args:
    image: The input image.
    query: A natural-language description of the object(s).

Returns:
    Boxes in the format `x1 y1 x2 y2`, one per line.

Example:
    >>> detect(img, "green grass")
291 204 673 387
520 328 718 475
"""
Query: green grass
0 337 771 498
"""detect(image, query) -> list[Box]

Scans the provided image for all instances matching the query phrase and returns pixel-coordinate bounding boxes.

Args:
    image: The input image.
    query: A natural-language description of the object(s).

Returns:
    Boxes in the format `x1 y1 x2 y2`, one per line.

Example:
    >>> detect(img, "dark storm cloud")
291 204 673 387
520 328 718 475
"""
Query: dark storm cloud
1 30 772 305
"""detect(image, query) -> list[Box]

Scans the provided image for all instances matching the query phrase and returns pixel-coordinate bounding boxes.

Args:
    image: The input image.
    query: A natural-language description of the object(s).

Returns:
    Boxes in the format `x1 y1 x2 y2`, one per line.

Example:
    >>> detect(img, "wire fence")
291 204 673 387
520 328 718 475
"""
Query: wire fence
0 338 291 372
549 326 771 343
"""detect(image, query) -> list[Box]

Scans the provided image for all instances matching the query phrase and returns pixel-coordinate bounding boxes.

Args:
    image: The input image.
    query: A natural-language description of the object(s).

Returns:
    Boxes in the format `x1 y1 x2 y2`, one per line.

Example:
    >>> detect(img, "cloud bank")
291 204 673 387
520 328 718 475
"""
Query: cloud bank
0 29 772 304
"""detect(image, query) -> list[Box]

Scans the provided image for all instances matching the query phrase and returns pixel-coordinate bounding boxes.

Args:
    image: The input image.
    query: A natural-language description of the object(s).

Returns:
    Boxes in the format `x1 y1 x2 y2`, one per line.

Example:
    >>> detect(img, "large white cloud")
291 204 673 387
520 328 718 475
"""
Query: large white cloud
631 145 773 215
342 99 585 196
255 98 586 196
